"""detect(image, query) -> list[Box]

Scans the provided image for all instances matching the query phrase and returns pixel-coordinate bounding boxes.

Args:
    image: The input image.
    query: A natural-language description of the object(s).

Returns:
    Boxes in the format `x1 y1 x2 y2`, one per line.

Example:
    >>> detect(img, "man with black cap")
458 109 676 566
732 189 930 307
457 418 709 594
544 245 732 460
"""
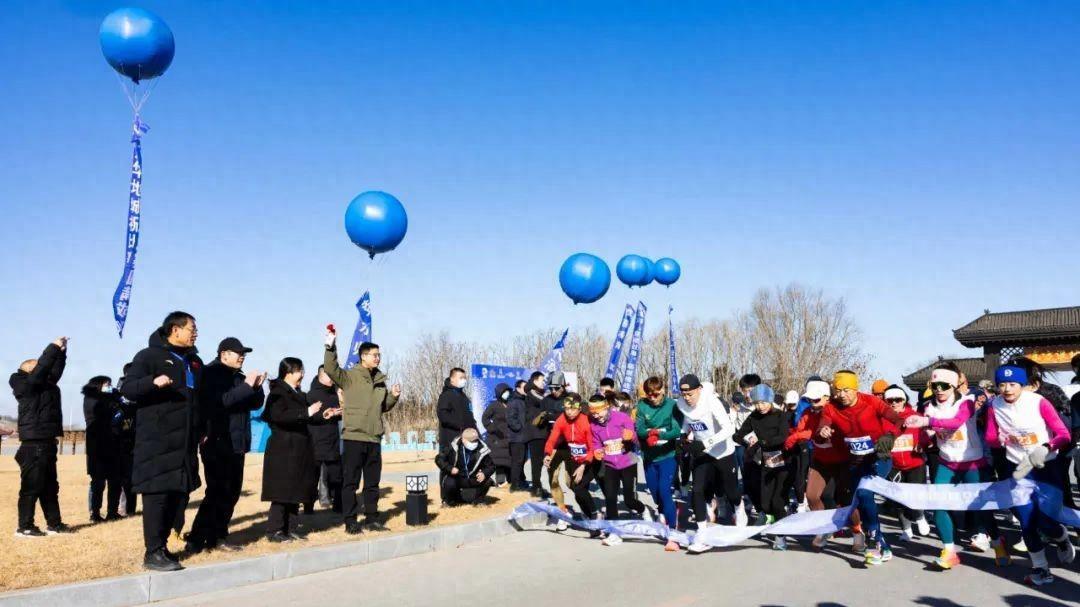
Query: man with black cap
187 337 266 553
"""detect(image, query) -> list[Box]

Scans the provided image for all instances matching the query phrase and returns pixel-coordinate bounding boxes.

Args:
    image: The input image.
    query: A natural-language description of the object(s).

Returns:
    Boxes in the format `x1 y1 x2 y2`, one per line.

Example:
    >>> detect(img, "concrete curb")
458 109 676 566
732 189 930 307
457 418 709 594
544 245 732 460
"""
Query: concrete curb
0 512 549 607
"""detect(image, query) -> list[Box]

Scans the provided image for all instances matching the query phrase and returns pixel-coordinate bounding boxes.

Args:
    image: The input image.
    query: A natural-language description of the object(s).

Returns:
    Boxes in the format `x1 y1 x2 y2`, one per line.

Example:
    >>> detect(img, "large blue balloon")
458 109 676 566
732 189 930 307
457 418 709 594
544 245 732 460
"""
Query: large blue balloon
654 258 681 286
641 257 656 286
344 191 409 259
616 254 649 288
100 8 175 83
559 253 611 304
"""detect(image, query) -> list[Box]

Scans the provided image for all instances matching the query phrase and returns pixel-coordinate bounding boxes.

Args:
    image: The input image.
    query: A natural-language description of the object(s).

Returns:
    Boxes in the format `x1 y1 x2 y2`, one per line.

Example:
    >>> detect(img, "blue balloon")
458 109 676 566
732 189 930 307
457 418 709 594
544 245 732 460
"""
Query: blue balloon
654 258 681 286
559 253 611 304
616 254 649 288
641 257 656 286
344 191 409 259
100 8 176 83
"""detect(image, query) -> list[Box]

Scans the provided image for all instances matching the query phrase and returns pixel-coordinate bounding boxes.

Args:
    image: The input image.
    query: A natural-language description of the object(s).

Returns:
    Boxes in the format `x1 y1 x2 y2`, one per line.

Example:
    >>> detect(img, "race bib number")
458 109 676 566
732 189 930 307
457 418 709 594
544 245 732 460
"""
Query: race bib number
688 421 708 433
845 436 874 456
942 428 965 444
763 450 785 469
568 443 587 458
891 434 915 453
744 431 758 445
1006 433 1040 448
603 439 624 456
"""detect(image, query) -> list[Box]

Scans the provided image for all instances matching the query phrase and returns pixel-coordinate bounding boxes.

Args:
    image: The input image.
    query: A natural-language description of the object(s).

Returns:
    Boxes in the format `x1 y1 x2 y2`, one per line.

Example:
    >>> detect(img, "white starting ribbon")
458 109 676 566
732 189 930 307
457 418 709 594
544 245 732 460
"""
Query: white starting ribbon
508 477 1080 548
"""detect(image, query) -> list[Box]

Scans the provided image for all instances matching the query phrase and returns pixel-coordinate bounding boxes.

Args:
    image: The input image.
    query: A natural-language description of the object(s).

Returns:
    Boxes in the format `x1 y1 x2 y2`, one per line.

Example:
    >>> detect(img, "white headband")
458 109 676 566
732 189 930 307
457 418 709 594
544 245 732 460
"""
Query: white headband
883 387 907 402
930 369 960 388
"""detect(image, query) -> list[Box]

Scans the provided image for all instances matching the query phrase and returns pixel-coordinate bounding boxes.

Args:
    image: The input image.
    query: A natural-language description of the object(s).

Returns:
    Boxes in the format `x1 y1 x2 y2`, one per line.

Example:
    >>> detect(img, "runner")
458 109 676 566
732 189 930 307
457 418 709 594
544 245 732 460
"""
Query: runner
677 374 740 554
984 365 1075 586
817 370 902 565
734 384 792 550
881 385 932 543
635 376 682 552
543 392 599 535
904 365 1009 569
586 395 646 546
785 378 859 550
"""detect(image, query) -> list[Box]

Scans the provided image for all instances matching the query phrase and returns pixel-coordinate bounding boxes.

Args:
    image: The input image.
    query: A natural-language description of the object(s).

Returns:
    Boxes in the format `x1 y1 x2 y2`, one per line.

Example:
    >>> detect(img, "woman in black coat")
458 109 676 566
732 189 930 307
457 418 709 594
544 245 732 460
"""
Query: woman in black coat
481 383 512 486
261 358 329 542
83 375 122 522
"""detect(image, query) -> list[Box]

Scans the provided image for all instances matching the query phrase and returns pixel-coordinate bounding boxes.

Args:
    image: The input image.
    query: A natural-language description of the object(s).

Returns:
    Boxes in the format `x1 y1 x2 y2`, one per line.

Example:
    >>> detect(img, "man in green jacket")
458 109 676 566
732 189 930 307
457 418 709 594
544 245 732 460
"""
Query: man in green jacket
324 329 402 534
636 376 681 550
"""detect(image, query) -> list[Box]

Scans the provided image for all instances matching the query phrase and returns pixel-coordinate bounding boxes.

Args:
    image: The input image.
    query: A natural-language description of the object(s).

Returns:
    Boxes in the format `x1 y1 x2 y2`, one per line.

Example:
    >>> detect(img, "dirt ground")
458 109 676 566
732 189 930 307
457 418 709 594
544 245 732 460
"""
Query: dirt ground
0 452 530 593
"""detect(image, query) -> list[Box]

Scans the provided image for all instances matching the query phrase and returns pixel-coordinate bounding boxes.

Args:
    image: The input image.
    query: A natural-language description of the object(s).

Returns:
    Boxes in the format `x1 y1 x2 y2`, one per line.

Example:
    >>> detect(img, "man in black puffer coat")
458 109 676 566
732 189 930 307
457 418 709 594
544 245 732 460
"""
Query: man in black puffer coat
307 366 343 513
187 337 265 552
121 312 203 572
437 368 475 448
10 337 69 537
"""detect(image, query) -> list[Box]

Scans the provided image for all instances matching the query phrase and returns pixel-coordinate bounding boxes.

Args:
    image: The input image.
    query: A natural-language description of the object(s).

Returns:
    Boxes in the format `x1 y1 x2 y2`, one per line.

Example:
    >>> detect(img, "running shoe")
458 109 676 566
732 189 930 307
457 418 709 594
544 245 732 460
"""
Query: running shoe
687 540 711 554
935 548 961 570
734 507 748 528
555 519 569 532
899 526 914 542
865 546 892 566
14 527 46 539
992 536 1011 567
601 534 623 547
642 506 656 523
1013 538 1028 553
796 500 810 513
915 517 931 537
46 523 72 535
970 533 991 552
811 534 829 551
764 514 776 526
773 536 788 551
1053 536 1076 564
1023 568 1054 586
664 539 680 552
852 531 867 554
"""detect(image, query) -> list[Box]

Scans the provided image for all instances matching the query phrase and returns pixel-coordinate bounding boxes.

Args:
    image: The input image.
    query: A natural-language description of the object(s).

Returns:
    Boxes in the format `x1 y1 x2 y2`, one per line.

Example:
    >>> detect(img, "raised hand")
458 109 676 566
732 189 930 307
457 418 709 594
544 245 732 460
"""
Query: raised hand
308 401 324 417
391 384 402 398
153 375 173 388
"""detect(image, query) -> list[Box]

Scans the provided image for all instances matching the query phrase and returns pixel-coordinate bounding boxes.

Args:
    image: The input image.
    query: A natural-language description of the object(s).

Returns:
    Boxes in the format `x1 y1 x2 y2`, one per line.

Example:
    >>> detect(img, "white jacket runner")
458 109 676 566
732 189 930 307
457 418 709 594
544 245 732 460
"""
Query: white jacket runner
678 382 736 459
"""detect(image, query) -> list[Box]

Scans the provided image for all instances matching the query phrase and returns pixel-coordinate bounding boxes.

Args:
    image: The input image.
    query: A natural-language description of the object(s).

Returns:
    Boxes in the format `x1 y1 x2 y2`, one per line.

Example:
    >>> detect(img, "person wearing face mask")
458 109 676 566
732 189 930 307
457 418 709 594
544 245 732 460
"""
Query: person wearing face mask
679 375 740 554
436 428 495 505
734 384 792 550
83 375 123 523
261 358 328 543
437 368 475 452
482 383 513 487
187 337 266 553
984 364 1074 587
522 372 550 498
506 380 530 491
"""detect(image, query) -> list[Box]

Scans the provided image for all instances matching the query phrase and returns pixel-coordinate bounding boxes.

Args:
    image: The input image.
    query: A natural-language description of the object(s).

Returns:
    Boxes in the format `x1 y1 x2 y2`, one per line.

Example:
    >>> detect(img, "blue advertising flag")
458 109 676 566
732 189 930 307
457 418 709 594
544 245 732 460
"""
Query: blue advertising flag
111 117 148 337
668 306 680 394
603 304 635 385
345 292 372 369
619 303 647 394
536 328 569 376
469 364 528 431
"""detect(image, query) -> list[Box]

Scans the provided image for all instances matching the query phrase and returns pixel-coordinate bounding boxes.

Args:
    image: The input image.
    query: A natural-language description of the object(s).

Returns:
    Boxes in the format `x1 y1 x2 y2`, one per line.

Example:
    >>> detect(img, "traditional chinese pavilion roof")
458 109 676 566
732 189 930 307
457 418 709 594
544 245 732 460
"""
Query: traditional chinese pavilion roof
953 307 1080 348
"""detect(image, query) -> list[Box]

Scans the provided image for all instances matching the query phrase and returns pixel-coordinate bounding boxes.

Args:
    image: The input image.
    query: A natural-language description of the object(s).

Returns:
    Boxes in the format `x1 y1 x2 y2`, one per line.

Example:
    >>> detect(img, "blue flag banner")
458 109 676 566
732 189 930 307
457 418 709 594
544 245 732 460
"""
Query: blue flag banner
345 291 372 369
619 303 647 394
469 364 528 430
536 329 569 376
249 407 270 454
111 117 148 337
509 477 1080 548
603 304 635 384
668 306 680 394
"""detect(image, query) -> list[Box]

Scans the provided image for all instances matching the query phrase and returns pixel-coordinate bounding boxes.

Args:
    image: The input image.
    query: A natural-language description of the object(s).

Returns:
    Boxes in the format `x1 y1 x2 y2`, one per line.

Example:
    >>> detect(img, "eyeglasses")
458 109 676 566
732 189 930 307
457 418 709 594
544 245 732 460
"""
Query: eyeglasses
930 382 952 391
646 391 663 398
886 398 906 404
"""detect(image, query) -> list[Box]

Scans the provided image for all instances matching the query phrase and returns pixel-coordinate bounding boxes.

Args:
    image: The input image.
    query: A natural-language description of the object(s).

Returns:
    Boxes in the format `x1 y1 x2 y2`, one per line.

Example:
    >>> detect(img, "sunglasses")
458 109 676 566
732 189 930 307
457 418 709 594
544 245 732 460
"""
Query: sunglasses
886 397 906 404
930 382 953 391
563 403 582 410
646 391 663 398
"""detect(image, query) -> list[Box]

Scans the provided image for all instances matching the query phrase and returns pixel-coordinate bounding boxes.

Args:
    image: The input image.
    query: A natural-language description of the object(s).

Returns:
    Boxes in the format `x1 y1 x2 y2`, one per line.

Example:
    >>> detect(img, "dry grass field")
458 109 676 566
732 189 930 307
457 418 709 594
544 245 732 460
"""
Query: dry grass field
0 451 531 593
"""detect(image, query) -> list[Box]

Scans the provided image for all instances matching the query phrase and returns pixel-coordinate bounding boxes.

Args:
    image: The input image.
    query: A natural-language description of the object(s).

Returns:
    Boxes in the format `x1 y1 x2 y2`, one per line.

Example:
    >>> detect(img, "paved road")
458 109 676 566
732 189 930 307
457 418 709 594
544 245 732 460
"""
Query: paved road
156 527 1078 607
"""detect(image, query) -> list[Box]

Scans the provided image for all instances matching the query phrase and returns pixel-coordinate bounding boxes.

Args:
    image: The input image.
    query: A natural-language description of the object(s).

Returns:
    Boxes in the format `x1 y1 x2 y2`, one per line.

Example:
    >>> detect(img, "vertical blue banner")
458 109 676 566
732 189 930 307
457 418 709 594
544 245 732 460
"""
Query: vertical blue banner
668 306 680 394
619 302 647 394
111 117 148 337
603 304 635 383
536 328 569 376
469 364 528 431
345 291 372 369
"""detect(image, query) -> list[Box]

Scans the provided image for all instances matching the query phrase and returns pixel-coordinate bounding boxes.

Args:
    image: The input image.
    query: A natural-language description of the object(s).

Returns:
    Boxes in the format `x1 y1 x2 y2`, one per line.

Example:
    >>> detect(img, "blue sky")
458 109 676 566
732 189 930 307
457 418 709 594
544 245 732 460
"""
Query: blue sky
2 1 1079 418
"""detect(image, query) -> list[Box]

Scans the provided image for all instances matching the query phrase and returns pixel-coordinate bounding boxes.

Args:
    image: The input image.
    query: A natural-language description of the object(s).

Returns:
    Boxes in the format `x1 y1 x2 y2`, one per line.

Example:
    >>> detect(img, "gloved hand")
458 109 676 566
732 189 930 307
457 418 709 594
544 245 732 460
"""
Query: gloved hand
875 433 896 460
688 440 706 457
645 428 660 448
1012 444 1051 480
324 329 336 348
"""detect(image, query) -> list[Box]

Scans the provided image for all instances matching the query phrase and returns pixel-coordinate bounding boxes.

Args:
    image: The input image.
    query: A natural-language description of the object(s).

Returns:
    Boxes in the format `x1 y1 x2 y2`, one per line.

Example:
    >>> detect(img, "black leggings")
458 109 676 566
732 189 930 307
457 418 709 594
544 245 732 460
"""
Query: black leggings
692 454 740 522
527 439 546 491
509 443 527 488
886 465 927 522
567 460 597 519
601 465 645 520
760 464 789 519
